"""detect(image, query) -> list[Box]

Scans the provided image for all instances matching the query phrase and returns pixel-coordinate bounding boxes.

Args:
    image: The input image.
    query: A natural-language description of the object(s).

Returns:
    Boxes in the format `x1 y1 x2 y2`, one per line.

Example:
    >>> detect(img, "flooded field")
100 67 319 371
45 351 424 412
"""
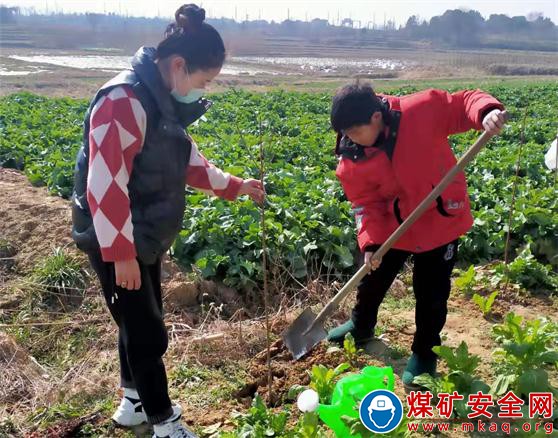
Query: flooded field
8 54 132 73
234 56 408 73
2 52 408 77
0 66 46 76
1 47 557 98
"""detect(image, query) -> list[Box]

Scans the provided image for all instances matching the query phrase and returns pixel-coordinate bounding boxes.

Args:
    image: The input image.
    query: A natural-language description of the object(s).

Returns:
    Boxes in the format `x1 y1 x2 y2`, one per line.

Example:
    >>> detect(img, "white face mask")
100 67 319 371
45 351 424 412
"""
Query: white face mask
171 67 205 104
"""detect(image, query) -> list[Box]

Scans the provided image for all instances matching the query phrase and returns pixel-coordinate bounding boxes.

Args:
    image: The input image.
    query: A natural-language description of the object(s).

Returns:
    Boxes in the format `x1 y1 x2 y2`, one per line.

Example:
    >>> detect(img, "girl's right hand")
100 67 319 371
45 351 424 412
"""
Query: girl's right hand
364 251 382 271
115 259 142 290
239 179 266 204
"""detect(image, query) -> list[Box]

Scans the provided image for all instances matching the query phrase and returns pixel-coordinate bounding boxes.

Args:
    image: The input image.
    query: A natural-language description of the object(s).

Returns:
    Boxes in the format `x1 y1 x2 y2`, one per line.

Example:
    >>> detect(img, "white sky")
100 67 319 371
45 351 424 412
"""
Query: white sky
9 0 558 25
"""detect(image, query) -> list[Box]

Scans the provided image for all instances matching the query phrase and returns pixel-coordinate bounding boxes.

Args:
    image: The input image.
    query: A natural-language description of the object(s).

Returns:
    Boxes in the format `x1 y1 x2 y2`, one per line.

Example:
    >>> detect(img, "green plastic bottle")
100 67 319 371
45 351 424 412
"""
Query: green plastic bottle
317 366 395 437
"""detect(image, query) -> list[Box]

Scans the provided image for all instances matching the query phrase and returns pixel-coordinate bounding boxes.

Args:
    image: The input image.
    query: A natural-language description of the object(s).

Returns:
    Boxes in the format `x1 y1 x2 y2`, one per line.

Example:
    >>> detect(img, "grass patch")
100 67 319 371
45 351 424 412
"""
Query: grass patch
3 249 102 366
4 307 102 368
0 238 16 256
0 417 18 436
78 422 136 437
169 362 248 407
0 238 17 273
28 392 116 430
6 247 91 316
30 247 87 297
375 324 387 336
388 317 409 333
388 344 410 360
382 292 415 311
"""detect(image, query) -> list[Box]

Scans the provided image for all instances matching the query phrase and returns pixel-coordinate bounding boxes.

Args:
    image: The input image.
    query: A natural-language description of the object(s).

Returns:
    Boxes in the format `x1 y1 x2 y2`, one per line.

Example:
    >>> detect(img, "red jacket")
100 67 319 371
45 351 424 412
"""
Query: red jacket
335 89 504 253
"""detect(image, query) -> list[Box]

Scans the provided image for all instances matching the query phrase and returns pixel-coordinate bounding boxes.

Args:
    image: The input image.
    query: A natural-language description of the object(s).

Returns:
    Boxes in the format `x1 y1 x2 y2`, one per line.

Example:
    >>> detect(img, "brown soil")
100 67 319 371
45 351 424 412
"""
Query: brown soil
0 168 242 312
0 168 75 273
0 169 251 435
1 167 557 437
239 340 358 406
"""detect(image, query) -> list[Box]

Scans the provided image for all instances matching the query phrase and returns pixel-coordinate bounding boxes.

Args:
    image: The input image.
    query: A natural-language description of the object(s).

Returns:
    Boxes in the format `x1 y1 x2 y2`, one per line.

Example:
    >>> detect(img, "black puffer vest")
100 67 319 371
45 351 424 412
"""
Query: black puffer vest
72 47 211 264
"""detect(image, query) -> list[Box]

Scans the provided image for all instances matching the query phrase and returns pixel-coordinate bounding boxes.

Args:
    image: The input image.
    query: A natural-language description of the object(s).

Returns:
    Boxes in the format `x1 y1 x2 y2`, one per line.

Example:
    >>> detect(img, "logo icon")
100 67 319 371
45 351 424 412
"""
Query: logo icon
444 243 455 261
359 389 404 433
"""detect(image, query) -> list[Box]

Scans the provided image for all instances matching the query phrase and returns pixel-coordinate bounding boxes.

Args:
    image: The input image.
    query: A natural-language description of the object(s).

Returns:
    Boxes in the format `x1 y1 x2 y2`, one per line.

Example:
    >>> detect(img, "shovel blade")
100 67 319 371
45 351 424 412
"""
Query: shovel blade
282 308 328 360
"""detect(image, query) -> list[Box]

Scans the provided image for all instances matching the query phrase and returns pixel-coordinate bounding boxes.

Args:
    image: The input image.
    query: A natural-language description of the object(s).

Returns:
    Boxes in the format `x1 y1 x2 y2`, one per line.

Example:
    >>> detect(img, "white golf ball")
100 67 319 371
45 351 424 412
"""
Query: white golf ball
297 389 319 412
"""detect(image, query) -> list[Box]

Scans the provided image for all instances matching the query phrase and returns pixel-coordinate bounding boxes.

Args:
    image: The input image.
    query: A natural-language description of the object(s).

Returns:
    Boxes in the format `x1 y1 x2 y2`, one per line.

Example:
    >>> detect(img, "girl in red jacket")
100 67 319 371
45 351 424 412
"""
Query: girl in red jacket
327 83 505 387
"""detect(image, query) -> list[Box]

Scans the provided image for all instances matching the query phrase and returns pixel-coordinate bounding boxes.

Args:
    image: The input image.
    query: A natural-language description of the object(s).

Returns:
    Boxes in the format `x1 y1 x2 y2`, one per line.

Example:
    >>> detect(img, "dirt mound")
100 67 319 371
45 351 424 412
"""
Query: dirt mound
0 168 75 273
238 339 367 407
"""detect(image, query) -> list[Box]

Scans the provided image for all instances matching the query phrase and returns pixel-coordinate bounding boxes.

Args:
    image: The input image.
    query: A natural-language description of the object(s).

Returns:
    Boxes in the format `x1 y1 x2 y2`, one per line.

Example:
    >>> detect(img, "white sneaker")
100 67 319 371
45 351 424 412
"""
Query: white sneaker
152 410 197 438
112 396 183 428
112 395 147 427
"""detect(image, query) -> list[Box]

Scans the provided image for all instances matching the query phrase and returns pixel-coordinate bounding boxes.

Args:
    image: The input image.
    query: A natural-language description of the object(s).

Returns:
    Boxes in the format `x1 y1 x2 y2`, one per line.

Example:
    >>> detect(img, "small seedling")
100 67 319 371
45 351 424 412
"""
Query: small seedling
454 265 476 295
308 363 350 404
343 333 363 368
472 290 498 317
219 394 326 438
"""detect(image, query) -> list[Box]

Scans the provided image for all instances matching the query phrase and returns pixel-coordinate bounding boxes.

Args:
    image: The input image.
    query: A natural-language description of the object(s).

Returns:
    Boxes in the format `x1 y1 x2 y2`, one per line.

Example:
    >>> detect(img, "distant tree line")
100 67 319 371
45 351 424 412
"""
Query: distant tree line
403 9 556 48
1 6 556 51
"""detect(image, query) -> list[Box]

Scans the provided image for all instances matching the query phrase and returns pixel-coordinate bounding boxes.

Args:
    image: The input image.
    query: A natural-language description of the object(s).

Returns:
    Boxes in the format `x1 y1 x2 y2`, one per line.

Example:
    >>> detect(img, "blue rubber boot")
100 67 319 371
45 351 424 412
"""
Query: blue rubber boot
326 320 374 346
402 353 437 388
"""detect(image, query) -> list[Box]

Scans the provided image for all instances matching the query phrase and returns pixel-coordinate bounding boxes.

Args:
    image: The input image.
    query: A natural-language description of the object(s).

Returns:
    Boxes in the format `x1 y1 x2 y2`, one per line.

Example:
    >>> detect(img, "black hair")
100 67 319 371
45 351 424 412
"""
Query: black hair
330 83 384 133
156 4 226 72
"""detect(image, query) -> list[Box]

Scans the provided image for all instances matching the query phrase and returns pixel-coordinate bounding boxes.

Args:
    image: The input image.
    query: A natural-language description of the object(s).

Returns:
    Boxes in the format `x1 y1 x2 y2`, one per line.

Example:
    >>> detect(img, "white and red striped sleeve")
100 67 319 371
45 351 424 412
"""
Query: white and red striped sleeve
185 139 243 200
86 85 146 262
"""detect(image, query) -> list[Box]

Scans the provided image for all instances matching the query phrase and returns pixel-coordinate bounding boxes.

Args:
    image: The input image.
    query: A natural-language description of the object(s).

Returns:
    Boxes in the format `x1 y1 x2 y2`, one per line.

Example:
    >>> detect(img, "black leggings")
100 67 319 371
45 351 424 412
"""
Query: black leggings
352 240 458 359
88 251 173 425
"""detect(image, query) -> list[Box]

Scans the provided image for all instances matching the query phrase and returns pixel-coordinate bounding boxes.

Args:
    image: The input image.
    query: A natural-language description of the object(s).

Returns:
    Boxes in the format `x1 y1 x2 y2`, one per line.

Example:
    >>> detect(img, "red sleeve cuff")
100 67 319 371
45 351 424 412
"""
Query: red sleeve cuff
221 175 244 200
475 102 505 128
478 104 505 127
100 242 137 263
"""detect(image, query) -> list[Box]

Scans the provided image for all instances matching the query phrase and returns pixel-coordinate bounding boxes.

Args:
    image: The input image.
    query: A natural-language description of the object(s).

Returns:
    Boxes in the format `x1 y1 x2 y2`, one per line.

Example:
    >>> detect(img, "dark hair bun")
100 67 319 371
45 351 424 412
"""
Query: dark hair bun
175 4 206 31
157 3 225 71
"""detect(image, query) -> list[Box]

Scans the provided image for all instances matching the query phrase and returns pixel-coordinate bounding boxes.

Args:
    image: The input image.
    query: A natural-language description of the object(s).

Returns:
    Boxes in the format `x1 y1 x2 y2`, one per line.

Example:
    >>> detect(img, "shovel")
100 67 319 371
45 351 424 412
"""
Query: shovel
282 112 509 360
